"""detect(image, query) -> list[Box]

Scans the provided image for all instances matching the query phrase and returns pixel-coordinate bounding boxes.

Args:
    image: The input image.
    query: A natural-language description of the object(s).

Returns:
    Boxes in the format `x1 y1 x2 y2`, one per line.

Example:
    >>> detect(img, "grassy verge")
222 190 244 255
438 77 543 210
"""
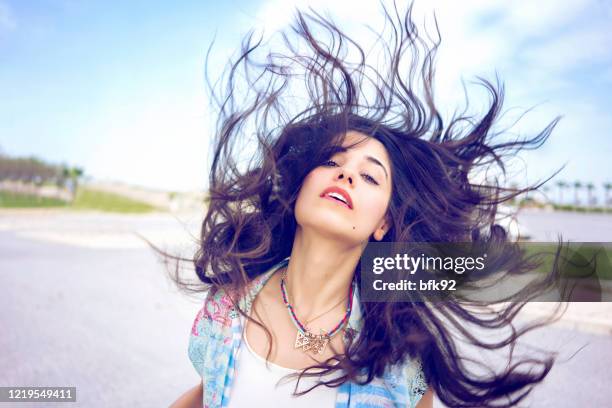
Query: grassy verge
550 204 612 213
72 188 158 213
523 243 612 280
513 199 612 213
0 191 68 208
0 188 158 213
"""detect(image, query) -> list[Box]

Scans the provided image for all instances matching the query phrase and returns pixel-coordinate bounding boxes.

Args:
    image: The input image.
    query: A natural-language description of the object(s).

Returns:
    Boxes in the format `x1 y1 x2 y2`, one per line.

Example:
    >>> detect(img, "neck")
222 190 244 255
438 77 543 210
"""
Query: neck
283 225 364 322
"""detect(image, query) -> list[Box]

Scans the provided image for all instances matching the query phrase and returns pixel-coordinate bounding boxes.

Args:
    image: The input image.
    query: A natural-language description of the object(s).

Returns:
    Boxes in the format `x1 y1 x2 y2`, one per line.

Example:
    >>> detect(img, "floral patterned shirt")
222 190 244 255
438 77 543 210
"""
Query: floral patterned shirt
188 256 428 407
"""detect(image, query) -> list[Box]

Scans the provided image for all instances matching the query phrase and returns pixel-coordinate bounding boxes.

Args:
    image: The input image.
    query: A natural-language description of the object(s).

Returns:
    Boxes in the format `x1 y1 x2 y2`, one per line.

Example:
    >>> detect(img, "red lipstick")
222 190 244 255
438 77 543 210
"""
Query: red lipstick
319 186 353 209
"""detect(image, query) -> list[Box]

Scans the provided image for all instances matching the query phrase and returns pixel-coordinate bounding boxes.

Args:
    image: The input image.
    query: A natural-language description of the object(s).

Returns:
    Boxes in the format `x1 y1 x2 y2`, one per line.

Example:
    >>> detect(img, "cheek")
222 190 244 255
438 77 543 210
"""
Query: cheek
295 171 323 206
359 194 388 220
299 171 318 193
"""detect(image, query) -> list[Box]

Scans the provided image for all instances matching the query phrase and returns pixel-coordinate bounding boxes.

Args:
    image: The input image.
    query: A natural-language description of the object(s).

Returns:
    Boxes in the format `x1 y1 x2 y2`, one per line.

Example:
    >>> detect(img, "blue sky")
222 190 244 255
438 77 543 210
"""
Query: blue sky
1 0 611 204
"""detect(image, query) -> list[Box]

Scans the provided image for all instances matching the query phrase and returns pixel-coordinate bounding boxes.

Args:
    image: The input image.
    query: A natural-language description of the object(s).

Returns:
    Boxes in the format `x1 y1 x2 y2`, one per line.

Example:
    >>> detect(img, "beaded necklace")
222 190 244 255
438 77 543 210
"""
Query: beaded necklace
280 269 355 355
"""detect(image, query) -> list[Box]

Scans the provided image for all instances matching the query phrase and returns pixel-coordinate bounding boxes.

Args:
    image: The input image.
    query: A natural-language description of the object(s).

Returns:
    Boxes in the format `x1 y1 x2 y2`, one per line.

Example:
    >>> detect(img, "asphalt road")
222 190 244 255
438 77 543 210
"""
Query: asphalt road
0 230 202 407
1 209 611 407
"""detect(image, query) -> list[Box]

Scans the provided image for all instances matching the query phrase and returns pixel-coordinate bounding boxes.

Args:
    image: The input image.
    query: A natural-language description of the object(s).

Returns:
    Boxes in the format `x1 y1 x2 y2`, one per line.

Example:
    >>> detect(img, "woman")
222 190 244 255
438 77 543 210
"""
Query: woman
166 2 567 407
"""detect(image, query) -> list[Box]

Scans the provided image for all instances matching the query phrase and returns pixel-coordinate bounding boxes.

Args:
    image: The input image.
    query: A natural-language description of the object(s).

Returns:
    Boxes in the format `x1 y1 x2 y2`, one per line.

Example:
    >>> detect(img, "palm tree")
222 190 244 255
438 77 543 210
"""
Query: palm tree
61 165 84 201
556 180 567 204
542 185 551 204
586 183 595 207
604 182 612 208
573 180 582 206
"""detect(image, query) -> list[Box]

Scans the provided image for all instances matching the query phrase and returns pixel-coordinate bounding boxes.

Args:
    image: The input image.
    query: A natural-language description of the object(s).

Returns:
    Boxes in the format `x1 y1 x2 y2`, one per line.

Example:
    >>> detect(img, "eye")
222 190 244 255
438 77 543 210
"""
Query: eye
322 160 337 167
363 174 379 185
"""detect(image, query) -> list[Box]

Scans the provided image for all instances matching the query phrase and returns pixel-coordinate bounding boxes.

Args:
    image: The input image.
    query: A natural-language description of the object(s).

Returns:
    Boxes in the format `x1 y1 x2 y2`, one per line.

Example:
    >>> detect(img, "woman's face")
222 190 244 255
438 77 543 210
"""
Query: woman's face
294 131 393 245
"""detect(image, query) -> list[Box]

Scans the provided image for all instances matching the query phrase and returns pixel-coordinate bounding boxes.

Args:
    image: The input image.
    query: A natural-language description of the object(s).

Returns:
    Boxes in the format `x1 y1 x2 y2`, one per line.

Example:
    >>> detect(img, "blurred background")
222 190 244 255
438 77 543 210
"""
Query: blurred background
1 0 611 407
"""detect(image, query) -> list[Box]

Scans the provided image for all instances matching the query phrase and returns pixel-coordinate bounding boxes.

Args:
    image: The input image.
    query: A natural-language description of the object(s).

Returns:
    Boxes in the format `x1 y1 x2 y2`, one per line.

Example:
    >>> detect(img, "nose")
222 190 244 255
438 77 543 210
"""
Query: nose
336 168 353 185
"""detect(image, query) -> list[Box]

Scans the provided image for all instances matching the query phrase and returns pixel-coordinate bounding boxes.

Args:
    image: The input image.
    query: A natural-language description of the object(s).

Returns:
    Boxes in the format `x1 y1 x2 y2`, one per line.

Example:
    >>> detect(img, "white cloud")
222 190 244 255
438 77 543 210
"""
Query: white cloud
252 0 382 36
247 1 609 96
495 0 593 35
520 21 611 74
85 98 211 192
247 0 607 98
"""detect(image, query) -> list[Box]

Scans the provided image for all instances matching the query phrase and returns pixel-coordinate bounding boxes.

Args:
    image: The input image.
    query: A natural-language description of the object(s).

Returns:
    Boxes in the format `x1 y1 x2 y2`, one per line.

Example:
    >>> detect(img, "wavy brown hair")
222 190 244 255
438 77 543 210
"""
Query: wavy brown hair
147 1 573 407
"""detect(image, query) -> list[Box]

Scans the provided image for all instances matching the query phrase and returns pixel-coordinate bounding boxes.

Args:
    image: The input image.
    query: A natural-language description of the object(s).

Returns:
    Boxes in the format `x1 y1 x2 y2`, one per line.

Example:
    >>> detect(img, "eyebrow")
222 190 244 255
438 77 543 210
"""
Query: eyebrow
333 146 389 181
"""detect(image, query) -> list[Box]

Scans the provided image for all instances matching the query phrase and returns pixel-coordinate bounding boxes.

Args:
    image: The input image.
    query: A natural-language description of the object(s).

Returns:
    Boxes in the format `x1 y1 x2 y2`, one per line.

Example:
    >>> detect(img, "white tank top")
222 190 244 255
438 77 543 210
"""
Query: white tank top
226 314 342 407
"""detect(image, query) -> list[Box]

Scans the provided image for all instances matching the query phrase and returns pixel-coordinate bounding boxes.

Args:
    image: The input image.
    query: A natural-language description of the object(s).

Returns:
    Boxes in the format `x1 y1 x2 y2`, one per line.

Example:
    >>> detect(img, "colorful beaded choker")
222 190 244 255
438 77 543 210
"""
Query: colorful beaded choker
280 269 355 355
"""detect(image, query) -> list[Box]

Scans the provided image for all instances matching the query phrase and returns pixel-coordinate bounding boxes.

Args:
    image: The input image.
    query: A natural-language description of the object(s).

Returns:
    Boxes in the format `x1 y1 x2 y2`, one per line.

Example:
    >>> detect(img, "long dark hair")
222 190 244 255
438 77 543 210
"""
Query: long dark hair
148 2 572 406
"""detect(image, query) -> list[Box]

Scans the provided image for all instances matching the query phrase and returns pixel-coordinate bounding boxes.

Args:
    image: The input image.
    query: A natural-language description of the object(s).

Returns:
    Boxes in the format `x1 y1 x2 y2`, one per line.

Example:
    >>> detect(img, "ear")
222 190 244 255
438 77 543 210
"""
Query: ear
374 215 391 241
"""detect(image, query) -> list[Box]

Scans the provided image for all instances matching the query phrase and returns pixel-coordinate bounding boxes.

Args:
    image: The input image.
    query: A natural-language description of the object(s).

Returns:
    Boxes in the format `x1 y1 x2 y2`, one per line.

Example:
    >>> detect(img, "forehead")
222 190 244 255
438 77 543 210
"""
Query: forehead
339 131 389 161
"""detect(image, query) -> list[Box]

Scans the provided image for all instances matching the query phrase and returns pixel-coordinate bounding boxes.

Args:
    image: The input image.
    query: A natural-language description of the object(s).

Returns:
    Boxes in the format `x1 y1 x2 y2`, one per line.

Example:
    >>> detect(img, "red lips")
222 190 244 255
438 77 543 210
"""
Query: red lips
319 186 353 209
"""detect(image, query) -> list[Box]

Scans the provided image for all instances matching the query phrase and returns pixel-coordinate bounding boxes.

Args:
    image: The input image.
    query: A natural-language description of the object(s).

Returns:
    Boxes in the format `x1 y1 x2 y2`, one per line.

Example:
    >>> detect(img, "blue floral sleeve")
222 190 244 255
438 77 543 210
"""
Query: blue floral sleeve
187 290 213 377
406 357 428 407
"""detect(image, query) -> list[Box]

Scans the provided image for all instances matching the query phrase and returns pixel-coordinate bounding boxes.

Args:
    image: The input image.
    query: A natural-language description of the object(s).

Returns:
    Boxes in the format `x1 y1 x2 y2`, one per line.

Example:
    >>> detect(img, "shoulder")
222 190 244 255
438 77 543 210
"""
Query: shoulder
404 357 428 406
347 356 428 407
195 287 235 333
188 287 236 377
191 269 274 336
379 355 428 406
187 269 279 377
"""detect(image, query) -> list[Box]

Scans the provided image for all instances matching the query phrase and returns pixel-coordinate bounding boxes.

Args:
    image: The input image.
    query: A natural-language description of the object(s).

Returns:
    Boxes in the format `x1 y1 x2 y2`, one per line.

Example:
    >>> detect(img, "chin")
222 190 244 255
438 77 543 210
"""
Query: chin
297 218 362 244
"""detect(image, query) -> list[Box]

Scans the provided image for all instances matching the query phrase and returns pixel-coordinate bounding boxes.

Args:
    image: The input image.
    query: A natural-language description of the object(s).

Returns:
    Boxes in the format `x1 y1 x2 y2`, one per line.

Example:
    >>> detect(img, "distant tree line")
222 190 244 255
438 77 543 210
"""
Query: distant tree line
0 149 84 197
511 180 612 208
549 180 612 207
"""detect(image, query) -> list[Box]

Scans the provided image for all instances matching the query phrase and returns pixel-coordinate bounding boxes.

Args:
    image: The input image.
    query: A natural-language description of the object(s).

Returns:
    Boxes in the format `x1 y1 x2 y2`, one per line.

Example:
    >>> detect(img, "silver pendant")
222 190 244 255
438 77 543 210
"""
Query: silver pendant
294 330 330 354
